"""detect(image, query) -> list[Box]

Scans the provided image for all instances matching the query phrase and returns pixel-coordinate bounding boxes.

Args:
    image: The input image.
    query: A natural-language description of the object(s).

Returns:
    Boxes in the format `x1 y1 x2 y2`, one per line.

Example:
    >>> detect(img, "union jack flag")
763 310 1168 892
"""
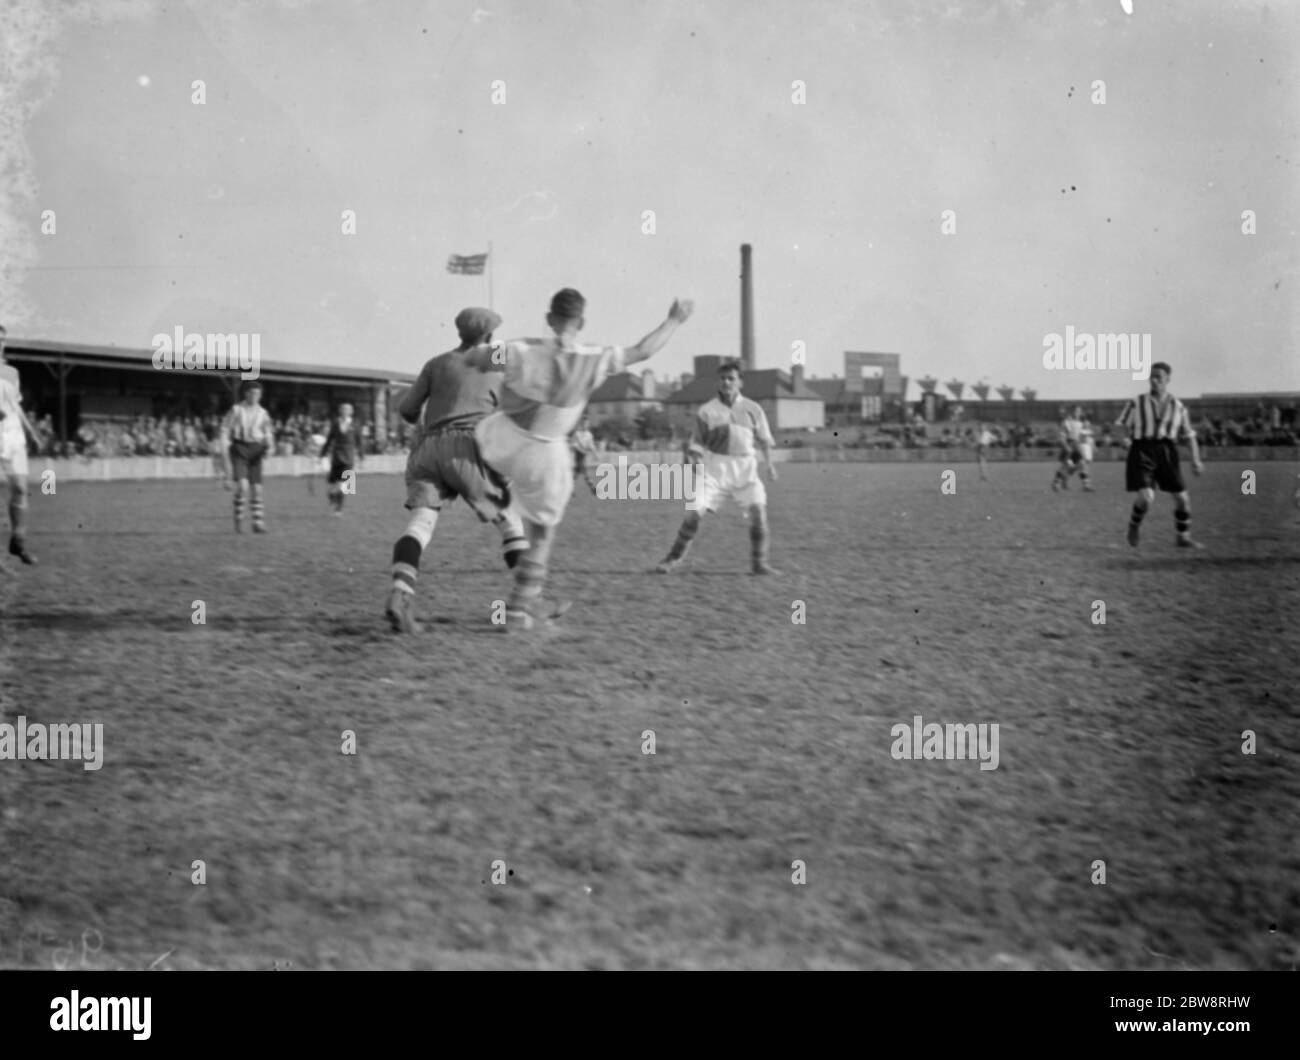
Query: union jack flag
446 253 488 275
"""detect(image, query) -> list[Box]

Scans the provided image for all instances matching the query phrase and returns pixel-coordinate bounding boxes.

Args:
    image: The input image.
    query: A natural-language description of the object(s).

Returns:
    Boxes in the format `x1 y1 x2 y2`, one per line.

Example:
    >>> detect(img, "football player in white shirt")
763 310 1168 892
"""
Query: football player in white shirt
0 326 43 565
655 360 778 575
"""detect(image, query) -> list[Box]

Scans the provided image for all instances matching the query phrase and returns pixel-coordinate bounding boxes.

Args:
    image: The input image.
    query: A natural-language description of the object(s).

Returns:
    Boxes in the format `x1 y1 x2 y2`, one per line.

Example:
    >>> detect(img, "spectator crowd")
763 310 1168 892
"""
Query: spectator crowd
26 413 411 460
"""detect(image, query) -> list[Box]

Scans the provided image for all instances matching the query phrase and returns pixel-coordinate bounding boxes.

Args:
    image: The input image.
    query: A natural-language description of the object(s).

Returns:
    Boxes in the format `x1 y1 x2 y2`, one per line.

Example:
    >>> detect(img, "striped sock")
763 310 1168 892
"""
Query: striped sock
507 556 546 614
233 494 246 526
251 494 265 528
495 513 529 569
666 518 699 562
1175 507 1191 539
1129 502 1148 530
391 536 421 594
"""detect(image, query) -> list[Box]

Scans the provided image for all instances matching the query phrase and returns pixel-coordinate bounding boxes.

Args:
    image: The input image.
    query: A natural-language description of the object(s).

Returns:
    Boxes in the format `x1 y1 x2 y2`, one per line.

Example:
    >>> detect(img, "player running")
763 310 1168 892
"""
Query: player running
1116 362 1203 548
0 326 42 565
220 381 275 533
384 307 530 634
654 359 779 576
464 289 695 632
320 403 363 515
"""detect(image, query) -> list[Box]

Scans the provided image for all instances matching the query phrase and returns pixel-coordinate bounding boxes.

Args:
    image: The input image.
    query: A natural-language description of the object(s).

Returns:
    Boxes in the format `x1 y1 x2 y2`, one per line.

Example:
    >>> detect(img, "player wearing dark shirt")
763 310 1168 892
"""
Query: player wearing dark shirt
384 307 527 634
321 403 364 515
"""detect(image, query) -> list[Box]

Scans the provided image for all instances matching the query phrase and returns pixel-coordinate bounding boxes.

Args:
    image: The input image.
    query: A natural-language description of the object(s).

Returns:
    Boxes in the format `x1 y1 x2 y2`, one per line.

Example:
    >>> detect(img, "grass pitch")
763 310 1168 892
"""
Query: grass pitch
1 460 1297 969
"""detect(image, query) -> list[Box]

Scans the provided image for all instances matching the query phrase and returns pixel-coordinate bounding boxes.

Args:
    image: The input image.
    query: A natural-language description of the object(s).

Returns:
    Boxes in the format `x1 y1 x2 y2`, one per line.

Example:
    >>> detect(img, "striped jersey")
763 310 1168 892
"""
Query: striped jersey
400 348 501 432
221 403 274 445
0 364 24 445
691 396 774 457
1116 392 1193 441
470 337 625 441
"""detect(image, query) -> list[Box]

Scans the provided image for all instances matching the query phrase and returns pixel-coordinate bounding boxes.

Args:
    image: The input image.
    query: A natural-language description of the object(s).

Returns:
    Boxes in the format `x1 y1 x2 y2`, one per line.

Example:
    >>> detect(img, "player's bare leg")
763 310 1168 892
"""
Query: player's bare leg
6 474 35 565
1172 489 1201 548
749 503 778 575
1051 460 1069 491
655 509 702 573
1127 486 1154 546
386 506 437 634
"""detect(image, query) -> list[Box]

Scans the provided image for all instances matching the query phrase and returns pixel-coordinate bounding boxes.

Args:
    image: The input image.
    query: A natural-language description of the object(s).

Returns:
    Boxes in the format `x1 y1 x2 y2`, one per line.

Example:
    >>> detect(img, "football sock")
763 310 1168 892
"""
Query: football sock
233 489 246 526
507 556 546 614
250 485 265 528
392 509 438 594
9 490 27 540
665 517 699 562
750 508 770 567
1175 506 1191 540
1129 501 1148 531
495 511 529 569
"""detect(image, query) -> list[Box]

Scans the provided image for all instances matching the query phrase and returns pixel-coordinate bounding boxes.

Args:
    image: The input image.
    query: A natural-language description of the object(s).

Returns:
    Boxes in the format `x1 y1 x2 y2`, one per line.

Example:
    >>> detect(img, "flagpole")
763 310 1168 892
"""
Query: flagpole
487 241 494 312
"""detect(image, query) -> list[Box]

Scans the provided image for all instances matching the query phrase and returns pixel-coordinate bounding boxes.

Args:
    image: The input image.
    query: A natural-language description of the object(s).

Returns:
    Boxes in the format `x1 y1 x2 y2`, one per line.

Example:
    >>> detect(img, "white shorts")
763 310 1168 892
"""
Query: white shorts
475 412 573 527
0 440 28 480
692 453 766 512
1078 441 1094 462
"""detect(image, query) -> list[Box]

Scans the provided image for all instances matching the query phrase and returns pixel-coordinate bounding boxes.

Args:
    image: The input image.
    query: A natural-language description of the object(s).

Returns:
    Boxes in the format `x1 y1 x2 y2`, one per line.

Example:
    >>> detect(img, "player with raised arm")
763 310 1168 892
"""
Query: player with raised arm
1117 362 1203 548
383 307 529 634
653 359 779 576
0 326 42 564
465 289 694 632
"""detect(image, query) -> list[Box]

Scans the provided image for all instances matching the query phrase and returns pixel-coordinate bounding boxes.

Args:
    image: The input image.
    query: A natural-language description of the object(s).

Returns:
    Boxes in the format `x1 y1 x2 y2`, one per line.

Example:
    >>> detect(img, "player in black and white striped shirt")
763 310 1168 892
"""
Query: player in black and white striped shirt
1116 361 1204 548
219 381 275 533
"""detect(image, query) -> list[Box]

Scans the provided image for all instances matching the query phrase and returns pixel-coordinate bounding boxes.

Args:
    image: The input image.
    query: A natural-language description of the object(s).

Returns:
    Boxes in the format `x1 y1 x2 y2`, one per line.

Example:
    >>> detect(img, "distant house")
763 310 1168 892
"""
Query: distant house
586 370 661 424
661 365 825 433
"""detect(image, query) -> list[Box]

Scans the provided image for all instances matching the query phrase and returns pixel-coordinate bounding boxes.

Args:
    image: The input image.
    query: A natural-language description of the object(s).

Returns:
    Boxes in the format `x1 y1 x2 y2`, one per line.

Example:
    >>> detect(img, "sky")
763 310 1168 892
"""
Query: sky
1 0 1296 400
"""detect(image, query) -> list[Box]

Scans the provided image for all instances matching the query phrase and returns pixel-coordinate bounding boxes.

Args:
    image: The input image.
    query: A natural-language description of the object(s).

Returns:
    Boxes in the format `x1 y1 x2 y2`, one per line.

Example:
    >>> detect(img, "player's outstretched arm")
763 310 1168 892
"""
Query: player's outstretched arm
624 299 694 367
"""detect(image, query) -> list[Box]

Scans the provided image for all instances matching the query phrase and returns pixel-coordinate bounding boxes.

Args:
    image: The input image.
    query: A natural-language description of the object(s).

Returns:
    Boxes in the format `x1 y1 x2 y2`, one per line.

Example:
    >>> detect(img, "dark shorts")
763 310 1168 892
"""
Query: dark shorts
404 426 510 518
1059 443 1083 466
328 459 353 485
573 451 587 475
229 440 267 484
1126 439 1185 493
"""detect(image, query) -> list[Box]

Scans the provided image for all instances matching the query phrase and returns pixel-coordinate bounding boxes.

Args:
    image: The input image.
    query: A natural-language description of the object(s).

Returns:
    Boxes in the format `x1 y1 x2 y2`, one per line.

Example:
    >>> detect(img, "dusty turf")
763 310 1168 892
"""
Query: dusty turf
1 460 1297 970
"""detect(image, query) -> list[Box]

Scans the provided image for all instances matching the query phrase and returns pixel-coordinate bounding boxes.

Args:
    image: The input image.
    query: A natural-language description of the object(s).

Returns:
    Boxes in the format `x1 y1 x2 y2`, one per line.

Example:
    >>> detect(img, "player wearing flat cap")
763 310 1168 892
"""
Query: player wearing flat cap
384 307 528 634
464 289 694 632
